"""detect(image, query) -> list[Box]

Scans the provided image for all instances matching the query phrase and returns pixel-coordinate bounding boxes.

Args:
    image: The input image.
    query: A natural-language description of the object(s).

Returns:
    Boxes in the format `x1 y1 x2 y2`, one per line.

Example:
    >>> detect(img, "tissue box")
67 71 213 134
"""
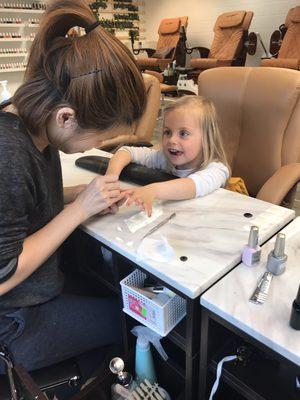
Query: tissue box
120 269 186 336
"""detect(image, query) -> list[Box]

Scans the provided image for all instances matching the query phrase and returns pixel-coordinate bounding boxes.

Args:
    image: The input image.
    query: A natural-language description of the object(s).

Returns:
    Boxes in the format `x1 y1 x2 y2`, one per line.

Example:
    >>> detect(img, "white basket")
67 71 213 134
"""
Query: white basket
120 269 186 336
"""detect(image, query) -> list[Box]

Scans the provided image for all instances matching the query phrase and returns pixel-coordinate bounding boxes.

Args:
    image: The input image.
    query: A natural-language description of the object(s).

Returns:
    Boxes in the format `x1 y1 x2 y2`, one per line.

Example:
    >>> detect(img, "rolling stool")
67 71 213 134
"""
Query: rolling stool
0 344 81 400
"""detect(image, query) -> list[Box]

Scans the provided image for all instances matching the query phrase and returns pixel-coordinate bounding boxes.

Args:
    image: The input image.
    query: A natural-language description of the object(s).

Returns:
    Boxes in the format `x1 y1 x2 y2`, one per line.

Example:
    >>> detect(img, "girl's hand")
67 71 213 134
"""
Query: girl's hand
125 185 156 217
73 175 125 221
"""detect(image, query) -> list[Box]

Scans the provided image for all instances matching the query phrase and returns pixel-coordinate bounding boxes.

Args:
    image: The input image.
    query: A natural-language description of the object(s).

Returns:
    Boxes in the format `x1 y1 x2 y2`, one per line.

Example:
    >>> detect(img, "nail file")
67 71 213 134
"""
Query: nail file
142 212 176 240
249 271 273 304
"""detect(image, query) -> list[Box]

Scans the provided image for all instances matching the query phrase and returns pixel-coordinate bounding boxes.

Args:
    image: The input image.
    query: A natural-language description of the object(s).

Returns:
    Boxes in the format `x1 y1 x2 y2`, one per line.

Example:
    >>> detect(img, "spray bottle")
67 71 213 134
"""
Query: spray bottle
0 80 11 102
131 325 168 385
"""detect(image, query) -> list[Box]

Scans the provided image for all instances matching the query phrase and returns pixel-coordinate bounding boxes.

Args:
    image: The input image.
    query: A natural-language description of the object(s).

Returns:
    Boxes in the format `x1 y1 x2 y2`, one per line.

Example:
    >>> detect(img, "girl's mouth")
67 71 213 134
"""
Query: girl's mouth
168 148 183 157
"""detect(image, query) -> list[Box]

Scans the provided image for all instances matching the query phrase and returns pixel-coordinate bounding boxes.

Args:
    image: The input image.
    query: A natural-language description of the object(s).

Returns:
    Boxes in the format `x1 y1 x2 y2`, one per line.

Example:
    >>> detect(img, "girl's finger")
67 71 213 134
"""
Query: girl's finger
108 189 122 199
145 201 152 217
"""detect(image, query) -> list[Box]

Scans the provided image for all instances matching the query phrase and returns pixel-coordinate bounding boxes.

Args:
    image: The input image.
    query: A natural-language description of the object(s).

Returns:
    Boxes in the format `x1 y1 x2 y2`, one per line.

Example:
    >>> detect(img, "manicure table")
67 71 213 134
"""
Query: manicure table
60 149 295 399
200 217 300 399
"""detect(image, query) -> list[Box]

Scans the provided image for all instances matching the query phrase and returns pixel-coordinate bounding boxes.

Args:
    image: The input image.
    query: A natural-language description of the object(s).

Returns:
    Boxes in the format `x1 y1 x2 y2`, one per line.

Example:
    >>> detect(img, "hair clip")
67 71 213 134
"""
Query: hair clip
85 21 101 34
71 69 102 79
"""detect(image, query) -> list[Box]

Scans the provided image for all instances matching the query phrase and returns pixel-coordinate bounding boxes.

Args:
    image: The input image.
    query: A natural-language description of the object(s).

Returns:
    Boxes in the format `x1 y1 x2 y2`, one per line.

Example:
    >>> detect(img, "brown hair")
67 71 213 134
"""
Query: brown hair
13 0 146 136
163 96 229 170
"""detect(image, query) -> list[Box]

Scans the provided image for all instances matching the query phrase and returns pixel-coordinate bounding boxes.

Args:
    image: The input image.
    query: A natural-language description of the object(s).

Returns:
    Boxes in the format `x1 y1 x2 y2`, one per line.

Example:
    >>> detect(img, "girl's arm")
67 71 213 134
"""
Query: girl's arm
126 163 229 216
125 178 196 216
0 175 123 296
106 150 132 177
148 178 196 200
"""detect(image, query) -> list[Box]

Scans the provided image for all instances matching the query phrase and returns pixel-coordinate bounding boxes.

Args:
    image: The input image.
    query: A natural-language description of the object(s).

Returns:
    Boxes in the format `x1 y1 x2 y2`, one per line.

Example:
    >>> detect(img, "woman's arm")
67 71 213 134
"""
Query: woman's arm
0 175 123 296
105 149 132 177
63 184 86 204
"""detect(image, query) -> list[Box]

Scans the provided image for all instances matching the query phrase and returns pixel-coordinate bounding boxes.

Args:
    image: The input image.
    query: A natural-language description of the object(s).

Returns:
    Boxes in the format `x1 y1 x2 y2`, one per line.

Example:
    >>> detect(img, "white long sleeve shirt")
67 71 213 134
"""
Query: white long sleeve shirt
119 146 230 198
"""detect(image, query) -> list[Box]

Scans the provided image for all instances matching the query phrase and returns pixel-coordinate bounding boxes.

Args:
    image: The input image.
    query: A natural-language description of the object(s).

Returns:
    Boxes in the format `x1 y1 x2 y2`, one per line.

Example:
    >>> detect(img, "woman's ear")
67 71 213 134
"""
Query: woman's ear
55 107 77 129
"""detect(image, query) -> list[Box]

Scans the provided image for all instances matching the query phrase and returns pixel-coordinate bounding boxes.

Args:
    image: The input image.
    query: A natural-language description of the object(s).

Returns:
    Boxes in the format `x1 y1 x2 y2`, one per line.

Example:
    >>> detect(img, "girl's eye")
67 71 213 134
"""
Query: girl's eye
163 130 172 137
180 130 189 138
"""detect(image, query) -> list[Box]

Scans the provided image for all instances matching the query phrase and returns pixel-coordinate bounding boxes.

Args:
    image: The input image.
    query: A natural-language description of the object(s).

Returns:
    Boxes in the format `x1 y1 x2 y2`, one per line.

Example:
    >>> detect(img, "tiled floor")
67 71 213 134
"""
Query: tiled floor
153 98 300 217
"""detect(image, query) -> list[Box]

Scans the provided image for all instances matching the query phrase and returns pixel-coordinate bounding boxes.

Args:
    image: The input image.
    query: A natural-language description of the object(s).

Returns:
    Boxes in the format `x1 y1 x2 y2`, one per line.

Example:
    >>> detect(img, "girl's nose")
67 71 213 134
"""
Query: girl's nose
169 135 177 144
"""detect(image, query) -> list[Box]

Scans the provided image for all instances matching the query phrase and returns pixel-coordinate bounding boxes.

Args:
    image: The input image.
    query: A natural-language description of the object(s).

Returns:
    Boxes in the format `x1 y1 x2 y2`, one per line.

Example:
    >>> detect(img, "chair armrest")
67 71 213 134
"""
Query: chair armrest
256 163 300 205
144 70 163 83
133 48 156 57
101 141 153 154
186 46 210 57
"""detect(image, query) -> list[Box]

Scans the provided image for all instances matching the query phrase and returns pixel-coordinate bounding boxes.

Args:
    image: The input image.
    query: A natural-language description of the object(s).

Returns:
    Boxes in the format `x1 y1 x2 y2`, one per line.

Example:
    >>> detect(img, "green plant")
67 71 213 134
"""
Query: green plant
90 1 108 20
89 0 141 38
114 13 139 21
114 3 138 12
129 28 139 41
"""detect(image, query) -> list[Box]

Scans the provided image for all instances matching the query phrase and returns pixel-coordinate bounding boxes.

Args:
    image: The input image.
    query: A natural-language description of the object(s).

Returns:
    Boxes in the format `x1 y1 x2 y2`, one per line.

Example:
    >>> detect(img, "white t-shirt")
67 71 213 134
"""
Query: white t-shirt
119 146 230 198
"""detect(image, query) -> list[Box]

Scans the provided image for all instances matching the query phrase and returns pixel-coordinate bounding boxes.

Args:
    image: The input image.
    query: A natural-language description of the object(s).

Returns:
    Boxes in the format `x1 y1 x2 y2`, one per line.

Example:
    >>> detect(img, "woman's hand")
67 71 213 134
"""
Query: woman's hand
73 175 125 221
64 184 87 204
124 185 156 217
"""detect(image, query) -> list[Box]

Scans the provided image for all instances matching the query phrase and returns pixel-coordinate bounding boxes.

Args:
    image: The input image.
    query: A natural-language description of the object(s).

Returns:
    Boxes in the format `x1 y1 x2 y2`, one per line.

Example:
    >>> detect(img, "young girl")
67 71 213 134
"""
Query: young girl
106 96 230 216
0 0 146 376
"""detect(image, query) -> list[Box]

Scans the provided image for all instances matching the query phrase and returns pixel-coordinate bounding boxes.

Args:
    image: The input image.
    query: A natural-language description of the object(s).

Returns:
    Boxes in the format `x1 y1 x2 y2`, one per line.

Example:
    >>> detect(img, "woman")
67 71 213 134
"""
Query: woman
0 0 146 374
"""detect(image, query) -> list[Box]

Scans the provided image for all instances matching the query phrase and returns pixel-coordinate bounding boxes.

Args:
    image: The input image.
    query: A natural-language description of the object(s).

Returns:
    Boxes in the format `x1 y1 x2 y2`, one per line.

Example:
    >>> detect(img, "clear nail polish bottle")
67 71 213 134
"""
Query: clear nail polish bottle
242 225 261 267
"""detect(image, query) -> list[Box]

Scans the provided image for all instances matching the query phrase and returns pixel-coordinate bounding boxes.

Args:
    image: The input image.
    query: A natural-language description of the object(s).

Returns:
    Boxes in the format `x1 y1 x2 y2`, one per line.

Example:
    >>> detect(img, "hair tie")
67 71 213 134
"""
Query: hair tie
85 21 101 34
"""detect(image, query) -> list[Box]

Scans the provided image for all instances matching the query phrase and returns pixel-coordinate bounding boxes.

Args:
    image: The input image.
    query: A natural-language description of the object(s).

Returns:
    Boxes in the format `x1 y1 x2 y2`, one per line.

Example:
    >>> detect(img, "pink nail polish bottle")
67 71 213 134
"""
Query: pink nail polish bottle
242 225 261 267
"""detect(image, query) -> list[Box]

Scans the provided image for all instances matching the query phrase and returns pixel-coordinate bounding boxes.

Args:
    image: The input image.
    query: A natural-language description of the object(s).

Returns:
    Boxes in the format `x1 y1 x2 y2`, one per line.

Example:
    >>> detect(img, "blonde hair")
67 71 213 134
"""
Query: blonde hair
163 96 229 170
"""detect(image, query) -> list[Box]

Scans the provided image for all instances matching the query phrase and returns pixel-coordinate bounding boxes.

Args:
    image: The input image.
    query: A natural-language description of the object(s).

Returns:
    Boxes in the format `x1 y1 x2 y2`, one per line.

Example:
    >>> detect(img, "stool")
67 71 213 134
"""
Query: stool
0 344 80 400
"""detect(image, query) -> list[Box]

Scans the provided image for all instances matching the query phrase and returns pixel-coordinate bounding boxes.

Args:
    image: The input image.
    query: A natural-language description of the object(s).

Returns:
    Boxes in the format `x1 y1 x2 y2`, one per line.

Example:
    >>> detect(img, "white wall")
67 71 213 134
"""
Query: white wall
144 0 299 66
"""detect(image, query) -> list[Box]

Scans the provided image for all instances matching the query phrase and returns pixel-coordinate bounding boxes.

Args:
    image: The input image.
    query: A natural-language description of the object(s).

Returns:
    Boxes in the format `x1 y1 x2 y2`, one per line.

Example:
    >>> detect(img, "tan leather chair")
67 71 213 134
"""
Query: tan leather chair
189 11 253 73
198 67 300 207
261 6 300 70
133 16 188 72
144 70 178 100
99 73 161 152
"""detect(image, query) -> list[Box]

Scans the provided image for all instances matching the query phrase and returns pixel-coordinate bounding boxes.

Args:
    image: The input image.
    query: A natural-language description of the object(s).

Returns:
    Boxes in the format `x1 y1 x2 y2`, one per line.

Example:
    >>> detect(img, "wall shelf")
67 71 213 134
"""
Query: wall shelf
0 23 38 27
0 53 27 57
0 67 26 72
0 37 33 41
0 8 44 13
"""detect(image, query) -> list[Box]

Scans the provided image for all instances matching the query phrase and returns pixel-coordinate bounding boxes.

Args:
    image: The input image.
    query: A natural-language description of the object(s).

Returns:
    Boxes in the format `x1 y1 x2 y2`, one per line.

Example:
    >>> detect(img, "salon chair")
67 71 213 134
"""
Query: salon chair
198 67 300 207
131 16 188 73
0 344 80 400
260 6 300 70
98 73 160 153
186 11 254 81
143 70 178 102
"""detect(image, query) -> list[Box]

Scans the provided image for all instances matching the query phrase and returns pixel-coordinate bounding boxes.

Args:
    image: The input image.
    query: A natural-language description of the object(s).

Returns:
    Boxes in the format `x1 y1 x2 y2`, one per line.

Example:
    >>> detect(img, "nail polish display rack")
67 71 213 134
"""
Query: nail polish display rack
0 1 45 73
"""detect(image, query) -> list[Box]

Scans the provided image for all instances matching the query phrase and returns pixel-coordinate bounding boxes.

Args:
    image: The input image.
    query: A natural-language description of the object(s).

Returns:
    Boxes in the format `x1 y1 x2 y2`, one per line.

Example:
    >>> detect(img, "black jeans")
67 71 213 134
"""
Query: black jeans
0 293 122 375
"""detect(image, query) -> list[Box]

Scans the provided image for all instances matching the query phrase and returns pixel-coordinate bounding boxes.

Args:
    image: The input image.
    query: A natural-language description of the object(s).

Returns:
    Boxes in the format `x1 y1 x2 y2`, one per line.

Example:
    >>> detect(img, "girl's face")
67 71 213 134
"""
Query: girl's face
162 107 203 170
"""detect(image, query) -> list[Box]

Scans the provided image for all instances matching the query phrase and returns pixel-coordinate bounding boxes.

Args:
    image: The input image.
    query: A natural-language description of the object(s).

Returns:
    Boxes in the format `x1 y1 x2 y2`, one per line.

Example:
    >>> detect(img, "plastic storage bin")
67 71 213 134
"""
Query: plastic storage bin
120 269 186 336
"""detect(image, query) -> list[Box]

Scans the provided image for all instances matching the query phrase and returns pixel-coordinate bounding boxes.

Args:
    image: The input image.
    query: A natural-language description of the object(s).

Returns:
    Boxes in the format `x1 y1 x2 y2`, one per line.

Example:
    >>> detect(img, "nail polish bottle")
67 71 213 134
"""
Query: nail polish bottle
242 225 261 267
290 284 300 330
266 233 287 275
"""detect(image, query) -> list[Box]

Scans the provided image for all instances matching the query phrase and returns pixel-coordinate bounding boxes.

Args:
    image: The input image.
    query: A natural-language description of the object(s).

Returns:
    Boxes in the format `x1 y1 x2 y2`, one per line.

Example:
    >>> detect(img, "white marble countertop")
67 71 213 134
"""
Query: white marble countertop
201 217 300 366
61 149 295 299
